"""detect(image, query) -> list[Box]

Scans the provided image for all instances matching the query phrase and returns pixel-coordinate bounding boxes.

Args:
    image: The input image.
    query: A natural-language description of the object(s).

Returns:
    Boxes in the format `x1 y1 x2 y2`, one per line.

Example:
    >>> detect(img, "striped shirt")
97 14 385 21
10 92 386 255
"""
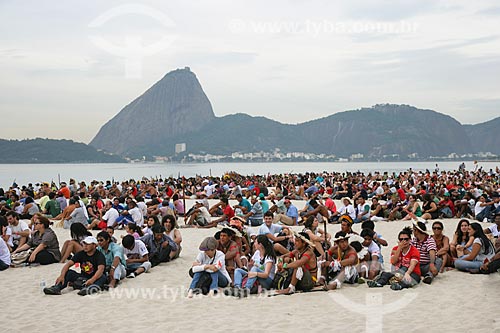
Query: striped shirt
411 236 437 265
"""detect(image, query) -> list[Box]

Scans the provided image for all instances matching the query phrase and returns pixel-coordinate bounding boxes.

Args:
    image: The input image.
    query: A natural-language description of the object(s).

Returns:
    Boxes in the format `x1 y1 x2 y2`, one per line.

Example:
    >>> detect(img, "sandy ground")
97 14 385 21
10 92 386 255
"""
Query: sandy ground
2 199 500 333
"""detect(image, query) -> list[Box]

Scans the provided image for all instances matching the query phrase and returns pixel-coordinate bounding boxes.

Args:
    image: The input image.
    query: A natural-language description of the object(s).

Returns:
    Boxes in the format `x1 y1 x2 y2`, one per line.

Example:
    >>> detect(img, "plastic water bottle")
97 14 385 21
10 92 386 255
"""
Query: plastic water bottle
40 279 46 293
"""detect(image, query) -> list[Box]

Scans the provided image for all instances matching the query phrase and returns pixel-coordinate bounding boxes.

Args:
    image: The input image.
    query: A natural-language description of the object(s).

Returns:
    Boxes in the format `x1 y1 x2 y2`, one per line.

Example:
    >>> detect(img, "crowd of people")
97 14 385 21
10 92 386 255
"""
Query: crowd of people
0 164 499 297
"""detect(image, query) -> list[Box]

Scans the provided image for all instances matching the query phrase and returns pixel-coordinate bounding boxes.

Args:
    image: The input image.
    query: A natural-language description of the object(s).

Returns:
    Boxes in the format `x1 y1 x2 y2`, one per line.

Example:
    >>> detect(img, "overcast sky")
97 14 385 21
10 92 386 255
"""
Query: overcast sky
1 0 499 143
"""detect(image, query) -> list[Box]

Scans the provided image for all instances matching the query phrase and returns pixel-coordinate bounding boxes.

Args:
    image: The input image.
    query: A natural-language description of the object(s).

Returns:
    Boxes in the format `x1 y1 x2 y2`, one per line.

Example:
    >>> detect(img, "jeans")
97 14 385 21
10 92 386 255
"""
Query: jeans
476 206 492 221
234 267 274 290
189 270 229 291
354 215 369 224
56 270 107 290
110 263 127 280
454 256 483 272
481 258 500 274
420 257 443 276
376 266 420 288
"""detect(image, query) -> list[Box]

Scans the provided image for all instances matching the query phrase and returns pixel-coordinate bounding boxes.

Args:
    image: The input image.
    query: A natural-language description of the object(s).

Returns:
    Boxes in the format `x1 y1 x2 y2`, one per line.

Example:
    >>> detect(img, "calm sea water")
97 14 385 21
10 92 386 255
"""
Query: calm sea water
0 161 498 189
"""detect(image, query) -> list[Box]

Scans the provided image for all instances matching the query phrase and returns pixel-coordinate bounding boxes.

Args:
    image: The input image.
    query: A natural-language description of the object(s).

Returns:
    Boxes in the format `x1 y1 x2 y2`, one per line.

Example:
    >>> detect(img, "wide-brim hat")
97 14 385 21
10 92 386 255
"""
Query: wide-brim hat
229 216 245 229
293 231 315 247
341 197 351 204
413 220 429 235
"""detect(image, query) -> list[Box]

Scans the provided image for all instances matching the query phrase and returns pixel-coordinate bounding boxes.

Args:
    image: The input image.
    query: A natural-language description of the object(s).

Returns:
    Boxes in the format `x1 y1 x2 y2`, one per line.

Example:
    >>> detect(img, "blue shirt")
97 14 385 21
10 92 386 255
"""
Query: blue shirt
258 223 282 237
286 204 299 221
98 242 126 267
240 198 252 213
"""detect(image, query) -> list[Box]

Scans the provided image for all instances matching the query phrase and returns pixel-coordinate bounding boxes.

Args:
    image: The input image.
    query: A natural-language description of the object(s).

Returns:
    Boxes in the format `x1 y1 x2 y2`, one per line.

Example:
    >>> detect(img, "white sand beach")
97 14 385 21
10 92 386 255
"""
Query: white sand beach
2 199 500 333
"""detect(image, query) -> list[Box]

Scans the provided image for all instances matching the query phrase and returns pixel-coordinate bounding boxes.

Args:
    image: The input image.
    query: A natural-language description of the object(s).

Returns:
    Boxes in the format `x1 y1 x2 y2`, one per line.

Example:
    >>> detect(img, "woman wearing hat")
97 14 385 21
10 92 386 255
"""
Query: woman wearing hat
188 237 231 297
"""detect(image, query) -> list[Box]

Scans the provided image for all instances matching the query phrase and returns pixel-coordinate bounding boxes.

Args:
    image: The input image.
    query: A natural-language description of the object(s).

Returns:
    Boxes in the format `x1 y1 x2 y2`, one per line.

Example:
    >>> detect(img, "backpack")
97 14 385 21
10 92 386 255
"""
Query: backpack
272 268 293 290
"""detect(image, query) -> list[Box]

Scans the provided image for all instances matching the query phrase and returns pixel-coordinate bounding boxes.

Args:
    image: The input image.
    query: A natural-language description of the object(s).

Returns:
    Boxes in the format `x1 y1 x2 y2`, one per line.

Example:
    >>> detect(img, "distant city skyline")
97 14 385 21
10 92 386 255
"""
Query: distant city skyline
1 0 499 143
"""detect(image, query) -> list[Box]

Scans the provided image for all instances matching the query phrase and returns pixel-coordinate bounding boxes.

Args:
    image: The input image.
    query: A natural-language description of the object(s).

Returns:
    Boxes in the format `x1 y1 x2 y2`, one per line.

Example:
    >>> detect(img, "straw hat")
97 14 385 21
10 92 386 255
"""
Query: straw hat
412 220 429 235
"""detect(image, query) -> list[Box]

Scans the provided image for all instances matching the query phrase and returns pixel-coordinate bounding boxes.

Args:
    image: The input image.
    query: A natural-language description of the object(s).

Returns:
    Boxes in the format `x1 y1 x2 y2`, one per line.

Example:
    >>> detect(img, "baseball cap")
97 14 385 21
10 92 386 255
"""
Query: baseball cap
82 236 98 245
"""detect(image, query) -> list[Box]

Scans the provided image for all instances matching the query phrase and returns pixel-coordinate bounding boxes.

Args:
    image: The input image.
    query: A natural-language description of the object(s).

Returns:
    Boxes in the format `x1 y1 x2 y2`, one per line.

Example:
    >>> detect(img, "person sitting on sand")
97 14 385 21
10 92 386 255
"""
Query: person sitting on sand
369 197 386 222
215 227 239 282
142 215 160 236
421 193 439 220
60 222 91 262
122 234 151 279
454 223 495 272
187 237 231 297
368 226 421 290
302 215 330 257
402 195 422 221
300 198 329 224
319 231 359 290
19 196 40 220
97 231 126 288
338 215 358 235
360 228 382 280
450 219 474 259
42 192 61 218
163 215 182 259
275 232 317 294
229 235 277 297
140 225 177 266
484 213 500 239
431 221 450 273
64 199 87 229
208 197 235 225
0 225 11 270
272 197 299 226
11 214 60 264
43 236 106 296
331 198 356 222
258 211 292 255
185 200 212 227
6 211 30 251
243 196 264 226
412 221 440 284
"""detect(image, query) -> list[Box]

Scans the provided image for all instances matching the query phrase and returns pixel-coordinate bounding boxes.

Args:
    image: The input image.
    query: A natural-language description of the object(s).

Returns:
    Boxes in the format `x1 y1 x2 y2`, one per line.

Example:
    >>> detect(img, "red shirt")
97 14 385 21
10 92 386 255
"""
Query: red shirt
392 245 421 276
59 186 70 199
223 205 235 220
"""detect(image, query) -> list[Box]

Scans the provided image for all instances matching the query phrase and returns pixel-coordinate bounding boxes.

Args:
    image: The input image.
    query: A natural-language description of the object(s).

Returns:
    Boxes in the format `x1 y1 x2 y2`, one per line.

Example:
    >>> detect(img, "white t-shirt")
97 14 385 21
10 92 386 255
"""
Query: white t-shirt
473 238 495 262
487 224 500 238
123 239 149 259
129 207 144 227
103 207 119 227
198 206 212 223
251 250 276 279
474 202 485 216
339 204 356 220
9 221 29 243
3 227 14 247
137 201 148 218
258 223 282 237
195 250 232 283
0 238 11 266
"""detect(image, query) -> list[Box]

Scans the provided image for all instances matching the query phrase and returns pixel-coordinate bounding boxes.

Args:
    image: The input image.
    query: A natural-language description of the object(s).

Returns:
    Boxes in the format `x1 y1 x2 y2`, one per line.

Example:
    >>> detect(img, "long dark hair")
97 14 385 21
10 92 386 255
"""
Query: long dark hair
70 222 91 240
256 234 276 261
469 222 493 254
455 219 470 245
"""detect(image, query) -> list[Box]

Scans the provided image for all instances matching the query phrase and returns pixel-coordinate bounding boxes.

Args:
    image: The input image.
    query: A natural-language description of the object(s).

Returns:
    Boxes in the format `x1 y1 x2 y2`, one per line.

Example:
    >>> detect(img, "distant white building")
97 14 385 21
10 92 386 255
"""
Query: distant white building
175 143 186 154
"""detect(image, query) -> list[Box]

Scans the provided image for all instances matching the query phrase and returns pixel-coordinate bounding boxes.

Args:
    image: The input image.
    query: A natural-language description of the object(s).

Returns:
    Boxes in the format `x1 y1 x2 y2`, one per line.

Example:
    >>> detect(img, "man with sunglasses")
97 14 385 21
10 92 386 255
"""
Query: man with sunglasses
412 221 441 284
368 226 421 290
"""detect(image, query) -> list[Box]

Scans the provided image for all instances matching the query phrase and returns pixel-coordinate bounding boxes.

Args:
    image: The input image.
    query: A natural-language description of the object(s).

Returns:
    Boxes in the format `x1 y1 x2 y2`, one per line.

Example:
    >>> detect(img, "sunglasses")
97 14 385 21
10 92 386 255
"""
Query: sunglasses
432 227 443 230
399 237 410 241
34 222 43 225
